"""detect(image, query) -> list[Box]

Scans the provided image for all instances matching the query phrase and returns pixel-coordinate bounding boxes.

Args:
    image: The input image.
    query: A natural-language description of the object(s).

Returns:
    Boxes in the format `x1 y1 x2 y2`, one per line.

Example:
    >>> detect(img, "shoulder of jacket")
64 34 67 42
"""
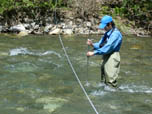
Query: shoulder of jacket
113 28 121 35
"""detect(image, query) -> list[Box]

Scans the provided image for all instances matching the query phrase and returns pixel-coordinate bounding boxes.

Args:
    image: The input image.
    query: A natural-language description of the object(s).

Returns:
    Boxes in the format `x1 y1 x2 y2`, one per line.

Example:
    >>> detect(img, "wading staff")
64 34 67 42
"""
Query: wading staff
85 25 93 86
85 44 90 86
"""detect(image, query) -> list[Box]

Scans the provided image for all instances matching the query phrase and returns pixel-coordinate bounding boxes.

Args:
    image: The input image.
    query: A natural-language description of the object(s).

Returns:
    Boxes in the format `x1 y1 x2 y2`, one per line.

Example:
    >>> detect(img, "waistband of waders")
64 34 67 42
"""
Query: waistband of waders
102 51 119 58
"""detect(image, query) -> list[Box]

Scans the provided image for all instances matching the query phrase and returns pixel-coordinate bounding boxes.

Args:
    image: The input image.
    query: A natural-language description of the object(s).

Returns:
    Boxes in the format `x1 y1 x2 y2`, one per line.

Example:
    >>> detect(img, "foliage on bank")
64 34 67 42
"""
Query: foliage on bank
101 0 152 32
0 0 152 35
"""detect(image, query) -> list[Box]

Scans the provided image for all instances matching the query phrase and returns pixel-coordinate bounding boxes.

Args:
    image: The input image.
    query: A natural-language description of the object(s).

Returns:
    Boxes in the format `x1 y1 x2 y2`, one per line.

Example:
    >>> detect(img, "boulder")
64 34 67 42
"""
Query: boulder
63 28 73 35
85 21 92 27
44 24 54 33
0 25 2 32
10 24 26 32
23 24 31 29
31 22 36 28
34 25 39 30
36 97 67 113
49 28 61 35
17 31 29 37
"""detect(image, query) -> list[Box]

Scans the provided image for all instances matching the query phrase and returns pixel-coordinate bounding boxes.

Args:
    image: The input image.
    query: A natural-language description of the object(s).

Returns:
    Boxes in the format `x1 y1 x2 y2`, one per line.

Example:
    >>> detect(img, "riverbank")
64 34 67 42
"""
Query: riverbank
0 10 151 37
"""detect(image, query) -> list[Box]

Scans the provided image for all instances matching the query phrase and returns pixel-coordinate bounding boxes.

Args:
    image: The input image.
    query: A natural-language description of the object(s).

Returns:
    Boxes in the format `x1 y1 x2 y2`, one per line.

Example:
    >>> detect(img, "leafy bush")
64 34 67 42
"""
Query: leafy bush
100 0 152 29
0 0 63 14
0 0 151 31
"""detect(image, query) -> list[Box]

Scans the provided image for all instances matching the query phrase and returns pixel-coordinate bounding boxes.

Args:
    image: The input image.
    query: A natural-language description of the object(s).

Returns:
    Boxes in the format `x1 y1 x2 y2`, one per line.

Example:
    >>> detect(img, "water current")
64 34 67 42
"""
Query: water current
0 34 152 114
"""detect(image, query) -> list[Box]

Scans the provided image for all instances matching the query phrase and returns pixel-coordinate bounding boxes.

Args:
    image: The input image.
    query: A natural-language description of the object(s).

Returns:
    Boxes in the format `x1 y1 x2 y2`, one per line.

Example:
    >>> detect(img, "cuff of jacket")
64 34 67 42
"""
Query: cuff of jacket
94 50 98 55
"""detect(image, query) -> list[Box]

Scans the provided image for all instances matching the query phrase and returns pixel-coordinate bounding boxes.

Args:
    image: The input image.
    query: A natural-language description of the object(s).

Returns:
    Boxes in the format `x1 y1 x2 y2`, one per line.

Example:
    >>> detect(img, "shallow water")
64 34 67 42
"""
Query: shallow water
0 34 152 114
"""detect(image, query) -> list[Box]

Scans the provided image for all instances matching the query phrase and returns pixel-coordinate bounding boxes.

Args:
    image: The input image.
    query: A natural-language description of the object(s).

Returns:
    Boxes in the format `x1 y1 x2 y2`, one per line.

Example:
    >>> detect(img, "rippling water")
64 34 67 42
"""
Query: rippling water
0 34 152 114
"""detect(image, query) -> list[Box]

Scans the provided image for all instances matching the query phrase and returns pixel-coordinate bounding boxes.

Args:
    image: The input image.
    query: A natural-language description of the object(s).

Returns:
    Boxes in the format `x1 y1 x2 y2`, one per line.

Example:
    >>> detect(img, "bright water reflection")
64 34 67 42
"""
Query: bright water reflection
0 34 152 114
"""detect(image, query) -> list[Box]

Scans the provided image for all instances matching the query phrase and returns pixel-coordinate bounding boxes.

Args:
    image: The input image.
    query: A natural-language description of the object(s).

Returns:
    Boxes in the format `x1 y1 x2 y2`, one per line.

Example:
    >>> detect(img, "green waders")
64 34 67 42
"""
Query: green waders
101 52 120 87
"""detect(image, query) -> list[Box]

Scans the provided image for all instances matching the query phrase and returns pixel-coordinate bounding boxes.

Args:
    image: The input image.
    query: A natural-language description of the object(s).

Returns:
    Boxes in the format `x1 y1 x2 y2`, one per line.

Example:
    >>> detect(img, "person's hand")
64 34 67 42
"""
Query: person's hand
87 51 94 57
87 39 93 46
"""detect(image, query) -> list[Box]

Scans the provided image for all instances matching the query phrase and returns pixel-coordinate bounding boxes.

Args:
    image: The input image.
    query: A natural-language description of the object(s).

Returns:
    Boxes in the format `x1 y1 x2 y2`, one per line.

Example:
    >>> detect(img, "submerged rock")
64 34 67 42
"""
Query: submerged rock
17 31 29 37
16 107 25 112
130 45 141 50
36 97 68 113
0 52 8 56
5 62 38 72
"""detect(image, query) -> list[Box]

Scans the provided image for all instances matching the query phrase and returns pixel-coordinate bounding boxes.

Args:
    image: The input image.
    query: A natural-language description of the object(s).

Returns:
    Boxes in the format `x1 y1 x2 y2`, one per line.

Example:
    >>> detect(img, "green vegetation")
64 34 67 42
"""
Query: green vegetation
101 0 152 29
0 0 151 33
0 0 63 14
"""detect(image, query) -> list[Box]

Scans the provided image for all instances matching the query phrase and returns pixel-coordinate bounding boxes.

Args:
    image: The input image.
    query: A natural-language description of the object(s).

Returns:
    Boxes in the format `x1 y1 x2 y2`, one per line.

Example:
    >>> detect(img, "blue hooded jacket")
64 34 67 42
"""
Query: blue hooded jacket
93 28 122 55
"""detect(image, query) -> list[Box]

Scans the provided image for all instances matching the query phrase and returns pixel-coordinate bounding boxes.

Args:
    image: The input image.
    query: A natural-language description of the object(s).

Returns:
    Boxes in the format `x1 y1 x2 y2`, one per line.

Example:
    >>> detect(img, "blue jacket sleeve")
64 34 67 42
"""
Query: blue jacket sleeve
93 36 104 49
94 32 120 55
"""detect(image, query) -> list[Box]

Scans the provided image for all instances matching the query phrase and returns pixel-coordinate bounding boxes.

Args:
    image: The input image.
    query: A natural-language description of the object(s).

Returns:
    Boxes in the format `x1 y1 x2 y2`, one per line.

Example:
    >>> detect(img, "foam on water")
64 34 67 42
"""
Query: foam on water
90 82 152 96
119 84 152 93
40 51 61 58
9 47 61 58
9 48 29 56
84 81 91 87
90 90 107 96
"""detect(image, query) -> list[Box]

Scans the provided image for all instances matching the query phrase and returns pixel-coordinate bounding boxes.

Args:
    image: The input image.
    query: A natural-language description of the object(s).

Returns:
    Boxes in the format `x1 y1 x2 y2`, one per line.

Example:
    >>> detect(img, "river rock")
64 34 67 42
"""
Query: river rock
24 18 33 23
23 24 31 29
68 21 73 26
63 28 73 35
85 21 92 27
33 30 43 35
0 25 2 32
34 24 39 30
60 23 66 29
74 27 84 34
16 107 25 112
31 22 36 28
0 52 8 56
130 45 141 50
49 28 61 35
36 97 67 113
44 24 54 33
17 31 29 37
10 24 26 32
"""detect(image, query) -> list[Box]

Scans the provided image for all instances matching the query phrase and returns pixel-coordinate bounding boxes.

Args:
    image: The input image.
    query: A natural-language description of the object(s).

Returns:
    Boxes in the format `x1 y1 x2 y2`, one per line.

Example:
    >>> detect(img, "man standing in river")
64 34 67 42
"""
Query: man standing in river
87 15 122 87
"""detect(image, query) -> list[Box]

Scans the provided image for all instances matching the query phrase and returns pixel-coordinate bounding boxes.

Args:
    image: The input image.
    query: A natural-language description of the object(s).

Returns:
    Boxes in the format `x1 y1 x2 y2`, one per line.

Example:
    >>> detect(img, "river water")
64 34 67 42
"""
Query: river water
0 34 152 114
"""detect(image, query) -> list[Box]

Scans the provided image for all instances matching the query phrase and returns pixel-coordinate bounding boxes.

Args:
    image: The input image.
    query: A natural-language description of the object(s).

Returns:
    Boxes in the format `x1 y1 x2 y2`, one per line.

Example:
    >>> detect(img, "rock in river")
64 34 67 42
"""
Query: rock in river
35 97 68 113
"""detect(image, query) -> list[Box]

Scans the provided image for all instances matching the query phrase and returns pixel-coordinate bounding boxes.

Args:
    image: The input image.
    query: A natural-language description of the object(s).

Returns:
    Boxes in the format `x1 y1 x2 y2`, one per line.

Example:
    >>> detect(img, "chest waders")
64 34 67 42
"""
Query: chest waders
100 28 115 83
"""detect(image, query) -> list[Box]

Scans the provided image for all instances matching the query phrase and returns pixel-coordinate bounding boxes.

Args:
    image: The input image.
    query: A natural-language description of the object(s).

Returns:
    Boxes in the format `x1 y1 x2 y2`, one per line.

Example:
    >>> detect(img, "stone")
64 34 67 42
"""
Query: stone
24 18 33 23
68 21 73 26
36 97 68 113
16 107 25 112
85 21 92 27
10 24 26 32
63 28 73 35
49 28 61 35
0 25 2 32
33 31 43 35
130 45 141 50
0 52 8 56
23 24 31 29
34 25 39 30
17 31 29 37
44 24 54 33
31 22 36 28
